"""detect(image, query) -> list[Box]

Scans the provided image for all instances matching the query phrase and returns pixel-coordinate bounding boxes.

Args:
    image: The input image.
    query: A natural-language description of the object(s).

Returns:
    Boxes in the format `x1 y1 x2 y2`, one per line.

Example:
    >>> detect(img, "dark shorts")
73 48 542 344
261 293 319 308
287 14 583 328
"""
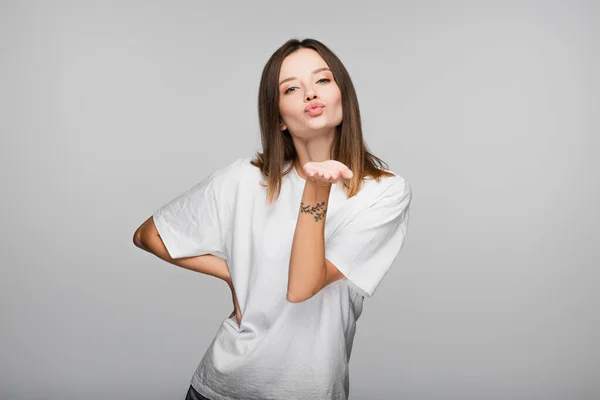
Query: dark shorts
184 384 211 400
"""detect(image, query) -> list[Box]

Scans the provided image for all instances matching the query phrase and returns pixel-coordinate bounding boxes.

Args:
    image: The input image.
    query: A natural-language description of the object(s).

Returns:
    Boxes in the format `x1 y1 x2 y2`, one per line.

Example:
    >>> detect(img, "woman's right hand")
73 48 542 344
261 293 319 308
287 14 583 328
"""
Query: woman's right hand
227 281 242 327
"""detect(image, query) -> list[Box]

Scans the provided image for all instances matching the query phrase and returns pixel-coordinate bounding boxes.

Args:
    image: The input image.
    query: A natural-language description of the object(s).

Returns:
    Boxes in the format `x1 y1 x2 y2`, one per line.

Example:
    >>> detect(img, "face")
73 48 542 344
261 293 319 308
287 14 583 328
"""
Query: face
278 48 343 137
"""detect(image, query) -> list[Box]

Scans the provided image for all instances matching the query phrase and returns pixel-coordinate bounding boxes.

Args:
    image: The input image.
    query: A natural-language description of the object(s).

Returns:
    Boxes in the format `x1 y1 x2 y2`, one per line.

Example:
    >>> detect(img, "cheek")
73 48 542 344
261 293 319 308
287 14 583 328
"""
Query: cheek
279 98 301 119
333 86 342 104
330 88 343 120
324 85 342 105
329 88 343 111
278 99 291 118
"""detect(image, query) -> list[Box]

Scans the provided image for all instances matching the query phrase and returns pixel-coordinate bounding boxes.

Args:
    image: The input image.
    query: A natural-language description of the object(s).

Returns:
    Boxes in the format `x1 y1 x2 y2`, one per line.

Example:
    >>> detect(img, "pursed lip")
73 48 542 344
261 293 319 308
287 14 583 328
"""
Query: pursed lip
305 101 325 112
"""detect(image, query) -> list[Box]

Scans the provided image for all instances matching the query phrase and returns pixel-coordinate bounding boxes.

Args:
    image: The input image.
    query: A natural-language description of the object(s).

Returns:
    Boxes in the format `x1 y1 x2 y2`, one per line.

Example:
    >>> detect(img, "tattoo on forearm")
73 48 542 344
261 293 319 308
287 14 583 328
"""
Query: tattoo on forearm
300 201 328 222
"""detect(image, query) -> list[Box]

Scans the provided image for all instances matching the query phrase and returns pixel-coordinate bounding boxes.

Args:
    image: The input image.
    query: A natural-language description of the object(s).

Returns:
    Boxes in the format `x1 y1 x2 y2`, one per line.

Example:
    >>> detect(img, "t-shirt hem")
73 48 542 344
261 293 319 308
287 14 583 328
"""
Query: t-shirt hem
191 378 234 400
325 248 373 299
152 211 186 259
191 377 349 400
152 210 227 260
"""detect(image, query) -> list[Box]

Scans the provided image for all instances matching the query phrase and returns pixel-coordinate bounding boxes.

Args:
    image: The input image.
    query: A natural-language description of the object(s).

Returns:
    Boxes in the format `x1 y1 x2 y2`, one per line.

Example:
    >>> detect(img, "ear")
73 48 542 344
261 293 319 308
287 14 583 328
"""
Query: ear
280 122 287 131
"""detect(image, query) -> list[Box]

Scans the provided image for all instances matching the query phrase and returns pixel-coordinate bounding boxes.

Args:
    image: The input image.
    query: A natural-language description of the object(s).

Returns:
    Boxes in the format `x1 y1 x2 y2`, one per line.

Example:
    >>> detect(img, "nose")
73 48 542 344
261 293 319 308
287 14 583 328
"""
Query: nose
305 90 318 102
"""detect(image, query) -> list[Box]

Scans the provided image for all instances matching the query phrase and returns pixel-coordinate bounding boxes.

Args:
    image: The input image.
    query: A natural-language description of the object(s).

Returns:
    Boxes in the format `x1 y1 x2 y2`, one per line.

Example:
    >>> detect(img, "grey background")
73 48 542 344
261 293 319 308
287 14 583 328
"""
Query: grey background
1 1 598 399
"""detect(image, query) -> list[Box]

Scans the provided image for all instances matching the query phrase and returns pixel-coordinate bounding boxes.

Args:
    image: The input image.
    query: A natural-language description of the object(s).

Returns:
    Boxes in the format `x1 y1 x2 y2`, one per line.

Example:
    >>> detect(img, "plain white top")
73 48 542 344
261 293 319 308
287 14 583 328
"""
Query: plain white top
152 156 412 400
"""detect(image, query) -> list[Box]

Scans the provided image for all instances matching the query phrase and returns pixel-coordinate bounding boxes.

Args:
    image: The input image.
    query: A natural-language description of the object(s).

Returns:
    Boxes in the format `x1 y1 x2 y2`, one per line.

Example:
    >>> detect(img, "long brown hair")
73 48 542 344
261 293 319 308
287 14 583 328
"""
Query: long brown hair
250 38 395 204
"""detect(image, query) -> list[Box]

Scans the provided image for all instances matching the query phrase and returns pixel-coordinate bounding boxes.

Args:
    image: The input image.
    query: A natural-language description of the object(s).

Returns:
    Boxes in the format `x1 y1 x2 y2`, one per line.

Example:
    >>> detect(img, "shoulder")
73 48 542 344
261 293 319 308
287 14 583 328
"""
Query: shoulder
384 172 412 200
207 156 259 194
363 170 412 203
206 156 252 181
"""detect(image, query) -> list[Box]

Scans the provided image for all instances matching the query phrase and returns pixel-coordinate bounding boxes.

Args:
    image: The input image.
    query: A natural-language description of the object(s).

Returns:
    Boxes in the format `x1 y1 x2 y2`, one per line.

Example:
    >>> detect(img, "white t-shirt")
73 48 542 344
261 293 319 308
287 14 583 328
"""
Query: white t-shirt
152 156 412 400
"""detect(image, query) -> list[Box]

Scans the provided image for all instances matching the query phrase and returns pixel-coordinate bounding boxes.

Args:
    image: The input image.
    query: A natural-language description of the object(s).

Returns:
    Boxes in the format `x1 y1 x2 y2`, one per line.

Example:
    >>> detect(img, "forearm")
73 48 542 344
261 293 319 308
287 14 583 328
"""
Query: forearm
287 180 332 301
140 235 232 284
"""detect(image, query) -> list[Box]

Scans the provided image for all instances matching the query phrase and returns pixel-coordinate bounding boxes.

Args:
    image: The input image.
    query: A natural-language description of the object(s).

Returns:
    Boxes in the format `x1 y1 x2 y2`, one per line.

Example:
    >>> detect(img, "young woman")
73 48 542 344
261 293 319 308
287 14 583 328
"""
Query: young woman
134 38 413 400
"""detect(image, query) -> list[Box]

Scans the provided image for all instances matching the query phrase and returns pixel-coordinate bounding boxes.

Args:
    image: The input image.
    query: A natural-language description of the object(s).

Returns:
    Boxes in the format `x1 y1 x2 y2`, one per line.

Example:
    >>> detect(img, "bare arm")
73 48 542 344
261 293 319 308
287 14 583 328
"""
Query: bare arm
133 216 232 285
286 180 344 303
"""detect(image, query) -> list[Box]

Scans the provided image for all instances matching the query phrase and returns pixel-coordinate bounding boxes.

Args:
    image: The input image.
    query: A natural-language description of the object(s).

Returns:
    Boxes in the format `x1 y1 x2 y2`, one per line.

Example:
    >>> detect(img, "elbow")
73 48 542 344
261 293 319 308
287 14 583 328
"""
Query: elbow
133 217 155 250
133 222 151 250
286 287 318 303
133 228 144 248
286 264 327 303
286 291 309 303
286 280 312 303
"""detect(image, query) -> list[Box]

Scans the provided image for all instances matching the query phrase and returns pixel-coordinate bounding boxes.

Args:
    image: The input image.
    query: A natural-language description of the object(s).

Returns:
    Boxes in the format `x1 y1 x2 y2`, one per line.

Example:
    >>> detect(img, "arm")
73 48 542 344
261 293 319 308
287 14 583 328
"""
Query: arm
133 216 232 285
286 180 344 303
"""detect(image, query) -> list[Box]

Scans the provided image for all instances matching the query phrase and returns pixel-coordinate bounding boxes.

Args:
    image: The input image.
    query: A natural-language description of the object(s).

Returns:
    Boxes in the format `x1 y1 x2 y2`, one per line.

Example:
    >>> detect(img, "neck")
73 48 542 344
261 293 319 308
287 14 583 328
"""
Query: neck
291 129 336 178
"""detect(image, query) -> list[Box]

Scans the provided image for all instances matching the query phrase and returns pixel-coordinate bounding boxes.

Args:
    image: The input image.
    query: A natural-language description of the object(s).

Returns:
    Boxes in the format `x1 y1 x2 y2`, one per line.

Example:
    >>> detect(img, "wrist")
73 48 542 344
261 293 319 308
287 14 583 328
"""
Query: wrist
305 179 332 189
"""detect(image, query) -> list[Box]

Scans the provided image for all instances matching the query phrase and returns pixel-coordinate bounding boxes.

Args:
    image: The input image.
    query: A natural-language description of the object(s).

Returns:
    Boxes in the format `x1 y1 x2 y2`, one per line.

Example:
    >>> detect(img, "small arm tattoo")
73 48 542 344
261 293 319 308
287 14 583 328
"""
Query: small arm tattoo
300 201 328 222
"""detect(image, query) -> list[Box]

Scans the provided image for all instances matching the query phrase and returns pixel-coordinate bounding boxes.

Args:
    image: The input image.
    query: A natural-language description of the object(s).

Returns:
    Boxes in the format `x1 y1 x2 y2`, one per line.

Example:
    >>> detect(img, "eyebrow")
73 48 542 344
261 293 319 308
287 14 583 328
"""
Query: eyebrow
279 68 332 86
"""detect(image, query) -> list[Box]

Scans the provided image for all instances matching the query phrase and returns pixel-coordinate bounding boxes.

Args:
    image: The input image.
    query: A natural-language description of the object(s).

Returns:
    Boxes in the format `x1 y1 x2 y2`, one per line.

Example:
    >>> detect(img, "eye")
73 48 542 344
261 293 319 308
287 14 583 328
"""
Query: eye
283 78 332 95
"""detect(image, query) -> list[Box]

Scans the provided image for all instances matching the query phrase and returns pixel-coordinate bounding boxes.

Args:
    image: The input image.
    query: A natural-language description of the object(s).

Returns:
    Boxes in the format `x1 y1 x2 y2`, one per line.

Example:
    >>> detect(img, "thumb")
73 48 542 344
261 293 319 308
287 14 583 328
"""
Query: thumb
341 168 354 179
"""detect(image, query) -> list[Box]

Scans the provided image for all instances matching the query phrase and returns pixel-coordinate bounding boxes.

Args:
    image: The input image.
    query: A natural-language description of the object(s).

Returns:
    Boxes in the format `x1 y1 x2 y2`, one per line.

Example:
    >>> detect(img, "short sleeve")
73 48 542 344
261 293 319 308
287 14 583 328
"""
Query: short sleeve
152 172 226 260
325 177 412 298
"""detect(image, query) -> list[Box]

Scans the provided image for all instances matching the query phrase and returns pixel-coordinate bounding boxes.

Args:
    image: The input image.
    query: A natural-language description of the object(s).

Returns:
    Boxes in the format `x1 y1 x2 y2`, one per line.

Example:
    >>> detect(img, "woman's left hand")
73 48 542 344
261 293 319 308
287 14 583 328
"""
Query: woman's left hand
303 160 354 186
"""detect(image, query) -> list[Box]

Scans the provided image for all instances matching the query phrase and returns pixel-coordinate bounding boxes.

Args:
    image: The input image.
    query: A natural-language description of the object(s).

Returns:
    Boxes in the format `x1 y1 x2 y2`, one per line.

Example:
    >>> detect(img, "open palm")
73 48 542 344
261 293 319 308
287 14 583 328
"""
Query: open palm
302 160 353 185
